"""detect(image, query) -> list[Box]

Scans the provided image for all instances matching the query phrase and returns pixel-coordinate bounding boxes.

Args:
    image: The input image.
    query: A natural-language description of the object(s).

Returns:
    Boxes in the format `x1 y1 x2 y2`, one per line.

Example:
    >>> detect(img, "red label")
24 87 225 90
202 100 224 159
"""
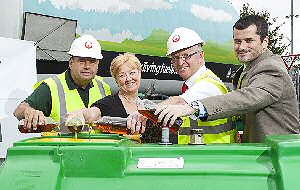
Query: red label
85 41 93 49
172 35 180 42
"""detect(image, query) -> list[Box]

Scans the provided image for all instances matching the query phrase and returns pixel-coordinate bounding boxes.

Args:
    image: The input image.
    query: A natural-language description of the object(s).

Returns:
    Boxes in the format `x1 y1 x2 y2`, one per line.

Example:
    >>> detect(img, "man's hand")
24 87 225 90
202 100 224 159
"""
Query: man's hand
65 107 102 126
65 109 86 127
154 104 195 126
23 106 46 130
83 107 102 124
14 102 46 131
127 111 147 134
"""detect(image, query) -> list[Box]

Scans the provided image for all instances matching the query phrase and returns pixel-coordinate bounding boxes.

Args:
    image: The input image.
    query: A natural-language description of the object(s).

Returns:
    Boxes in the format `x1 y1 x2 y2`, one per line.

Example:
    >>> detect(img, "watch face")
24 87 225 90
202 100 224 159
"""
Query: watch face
190 101 200 117
191 101 199 109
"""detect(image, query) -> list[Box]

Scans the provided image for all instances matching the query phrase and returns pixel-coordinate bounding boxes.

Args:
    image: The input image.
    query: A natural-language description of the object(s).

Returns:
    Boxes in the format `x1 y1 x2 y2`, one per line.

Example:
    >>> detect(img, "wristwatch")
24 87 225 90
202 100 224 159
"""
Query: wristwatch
190 100 208 121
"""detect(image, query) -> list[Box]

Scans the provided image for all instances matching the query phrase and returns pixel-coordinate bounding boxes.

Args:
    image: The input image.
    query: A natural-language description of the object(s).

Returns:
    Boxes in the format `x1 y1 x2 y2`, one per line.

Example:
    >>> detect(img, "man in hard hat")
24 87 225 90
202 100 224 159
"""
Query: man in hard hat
155 15 300 143
14 35 111 132
136 27 236 144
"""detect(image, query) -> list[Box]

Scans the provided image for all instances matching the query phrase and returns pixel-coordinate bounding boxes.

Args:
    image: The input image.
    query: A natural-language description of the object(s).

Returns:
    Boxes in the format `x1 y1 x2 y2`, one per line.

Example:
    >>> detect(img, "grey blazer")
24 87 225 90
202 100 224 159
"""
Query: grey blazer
201 50 300 143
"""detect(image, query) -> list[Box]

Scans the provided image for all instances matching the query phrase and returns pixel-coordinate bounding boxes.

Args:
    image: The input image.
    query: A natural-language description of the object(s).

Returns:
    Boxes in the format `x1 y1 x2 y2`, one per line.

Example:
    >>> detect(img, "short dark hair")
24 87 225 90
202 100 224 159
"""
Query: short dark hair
233 15 268 42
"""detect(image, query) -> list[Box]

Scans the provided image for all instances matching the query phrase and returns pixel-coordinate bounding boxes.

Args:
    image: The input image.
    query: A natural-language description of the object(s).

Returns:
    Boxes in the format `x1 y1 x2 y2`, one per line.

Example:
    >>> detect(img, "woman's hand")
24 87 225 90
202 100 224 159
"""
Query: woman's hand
127 111 147 134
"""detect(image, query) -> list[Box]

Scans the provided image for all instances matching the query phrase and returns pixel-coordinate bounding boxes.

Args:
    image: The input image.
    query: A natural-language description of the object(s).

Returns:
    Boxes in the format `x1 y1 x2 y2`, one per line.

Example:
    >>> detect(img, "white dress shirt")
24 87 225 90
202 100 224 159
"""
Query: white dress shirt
180 65 223 105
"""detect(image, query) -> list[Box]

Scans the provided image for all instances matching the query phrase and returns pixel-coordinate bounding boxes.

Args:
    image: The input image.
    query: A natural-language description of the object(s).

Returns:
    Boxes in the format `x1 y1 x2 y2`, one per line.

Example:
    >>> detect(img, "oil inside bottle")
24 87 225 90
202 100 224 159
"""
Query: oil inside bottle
138 109 183 134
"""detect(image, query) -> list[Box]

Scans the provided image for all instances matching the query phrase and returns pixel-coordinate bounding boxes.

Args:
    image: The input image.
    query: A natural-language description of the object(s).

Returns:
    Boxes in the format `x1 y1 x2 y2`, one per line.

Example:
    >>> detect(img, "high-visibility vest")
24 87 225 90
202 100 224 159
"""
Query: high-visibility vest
178 69 237 144
35 72 111 128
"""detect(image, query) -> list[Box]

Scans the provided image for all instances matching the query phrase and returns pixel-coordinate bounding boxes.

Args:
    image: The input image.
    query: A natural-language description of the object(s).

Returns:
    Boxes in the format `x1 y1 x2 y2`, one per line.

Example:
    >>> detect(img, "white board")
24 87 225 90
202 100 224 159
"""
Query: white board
0 37 40 158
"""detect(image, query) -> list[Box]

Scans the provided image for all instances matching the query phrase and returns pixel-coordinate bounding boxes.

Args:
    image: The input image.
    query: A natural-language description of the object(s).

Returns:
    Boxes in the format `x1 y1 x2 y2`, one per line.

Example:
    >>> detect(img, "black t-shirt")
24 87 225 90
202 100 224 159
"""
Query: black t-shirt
91 93 128 118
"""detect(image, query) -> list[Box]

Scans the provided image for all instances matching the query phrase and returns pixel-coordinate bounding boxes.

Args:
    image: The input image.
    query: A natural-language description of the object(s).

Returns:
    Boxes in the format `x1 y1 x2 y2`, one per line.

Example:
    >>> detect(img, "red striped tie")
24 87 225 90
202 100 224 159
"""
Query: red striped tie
181 82 188 94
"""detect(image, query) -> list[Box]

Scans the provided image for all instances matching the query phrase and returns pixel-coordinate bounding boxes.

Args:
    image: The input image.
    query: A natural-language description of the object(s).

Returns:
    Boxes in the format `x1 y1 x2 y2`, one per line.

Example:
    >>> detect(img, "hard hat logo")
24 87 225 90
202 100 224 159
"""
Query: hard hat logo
85 41 93 49
172 35 180 43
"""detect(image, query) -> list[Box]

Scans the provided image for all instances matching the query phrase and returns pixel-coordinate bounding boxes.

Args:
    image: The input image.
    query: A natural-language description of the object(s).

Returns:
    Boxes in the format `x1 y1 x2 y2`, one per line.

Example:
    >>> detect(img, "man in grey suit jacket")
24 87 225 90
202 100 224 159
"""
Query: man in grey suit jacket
156 15 300 143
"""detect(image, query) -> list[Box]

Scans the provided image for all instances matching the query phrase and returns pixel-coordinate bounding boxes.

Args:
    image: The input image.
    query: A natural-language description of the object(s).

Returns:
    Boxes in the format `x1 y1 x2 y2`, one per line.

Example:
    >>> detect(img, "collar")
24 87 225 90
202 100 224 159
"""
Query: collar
65 68 94 90
185 65 207 88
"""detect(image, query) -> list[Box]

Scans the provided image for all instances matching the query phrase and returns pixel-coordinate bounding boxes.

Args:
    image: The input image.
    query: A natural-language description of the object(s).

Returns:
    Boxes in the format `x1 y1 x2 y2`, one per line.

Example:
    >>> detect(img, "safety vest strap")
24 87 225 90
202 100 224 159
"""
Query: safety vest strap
52 75 67 128
178 128 237 144
179 118 234 135
95 77 106 98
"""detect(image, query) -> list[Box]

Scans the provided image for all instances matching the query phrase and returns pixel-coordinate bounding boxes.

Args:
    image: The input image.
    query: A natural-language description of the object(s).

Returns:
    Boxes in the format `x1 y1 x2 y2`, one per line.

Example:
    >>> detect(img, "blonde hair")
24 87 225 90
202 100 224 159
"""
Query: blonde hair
110 53 142 79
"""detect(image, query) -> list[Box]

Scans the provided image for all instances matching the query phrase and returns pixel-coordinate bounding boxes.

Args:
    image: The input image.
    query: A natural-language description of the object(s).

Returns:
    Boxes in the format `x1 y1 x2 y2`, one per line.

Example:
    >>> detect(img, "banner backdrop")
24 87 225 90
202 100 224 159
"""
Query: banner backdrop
0 37 39 158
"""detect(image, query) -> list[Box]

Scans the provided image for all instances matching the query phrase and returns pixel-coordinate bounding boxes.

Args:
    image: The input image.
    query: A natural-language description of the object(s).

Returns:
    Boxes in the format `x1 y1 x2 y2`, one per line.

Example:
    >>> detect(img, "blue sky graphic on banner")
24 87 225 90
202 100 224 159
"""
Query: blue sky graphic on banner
24 0 240 63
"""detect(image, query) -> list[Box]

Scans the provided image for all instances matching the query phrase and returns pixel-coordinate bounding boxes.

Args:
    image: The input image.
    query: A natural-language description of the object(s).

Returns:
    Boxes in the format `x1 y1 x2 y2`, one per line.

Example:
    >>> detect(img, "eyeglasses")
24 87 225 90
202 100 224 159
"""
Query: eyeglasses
171 50 201 63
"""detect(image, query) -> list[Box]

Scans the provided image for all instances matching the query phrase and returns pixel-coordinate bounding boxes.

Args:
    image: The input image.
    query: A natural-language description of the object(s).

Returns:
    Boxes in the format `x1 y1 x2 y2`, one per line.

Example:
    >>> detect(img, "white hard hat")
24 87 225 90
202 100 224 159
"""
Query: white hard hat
167 27 205 56
68 34 103 59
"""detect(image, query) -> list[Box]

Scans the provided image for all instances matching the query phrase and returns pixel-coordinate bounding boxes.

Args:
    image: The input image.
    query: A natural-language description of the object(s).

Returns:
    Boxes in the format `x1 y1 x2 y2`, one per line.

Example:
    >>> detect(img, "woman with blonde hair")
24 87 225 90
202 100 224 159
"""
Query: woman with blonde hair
91 52 142 117
66 52 147 134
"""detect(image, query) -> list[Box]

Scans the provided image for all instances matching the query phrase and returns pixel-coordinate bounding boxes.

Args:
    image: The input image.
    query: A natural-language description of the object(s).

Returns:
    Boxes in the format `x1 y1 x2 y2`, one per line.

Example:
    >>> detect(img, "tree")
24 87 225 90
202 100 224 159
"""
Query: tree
240 3 288 55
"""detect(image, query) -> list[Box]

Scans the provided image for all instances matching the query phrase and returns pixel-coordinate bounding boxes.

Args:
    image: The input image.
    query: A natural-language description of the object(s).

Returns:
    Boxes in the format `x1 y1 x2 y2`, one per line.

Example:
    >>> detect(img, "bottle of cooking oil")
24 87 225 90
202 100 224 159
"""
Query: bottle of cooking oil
138 109 182 133
92 116 129 135
137 99 183 133
18 117 59 133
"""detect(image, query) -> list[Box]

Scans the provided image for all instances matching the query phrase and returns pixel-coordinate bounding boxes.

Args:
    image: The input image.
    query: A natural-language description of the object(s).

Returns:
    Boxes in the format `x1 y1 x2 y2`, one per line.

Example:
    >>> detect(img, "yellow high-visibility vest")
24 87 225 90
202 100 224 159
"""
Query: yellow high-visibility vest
36 72 111 126
178 69 237 144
